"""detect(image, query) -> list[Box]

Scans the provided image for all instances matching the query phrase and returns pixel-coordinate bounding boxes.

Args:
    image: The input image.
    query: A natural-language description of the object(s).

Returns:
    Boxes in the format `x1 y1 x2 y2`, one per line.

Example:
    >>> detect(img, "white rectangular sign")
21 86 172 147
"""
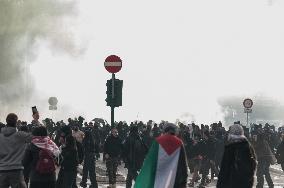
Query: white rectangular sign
49 106 57 111
244 108 252 113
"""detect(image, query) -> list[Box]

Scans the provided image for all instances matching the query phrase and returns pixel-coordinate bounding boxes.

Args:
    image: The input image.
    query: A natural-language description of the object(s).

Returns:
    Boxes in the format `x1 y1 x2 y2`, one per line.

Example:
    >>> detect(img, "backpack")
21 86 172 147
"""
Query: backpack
35 149 56 174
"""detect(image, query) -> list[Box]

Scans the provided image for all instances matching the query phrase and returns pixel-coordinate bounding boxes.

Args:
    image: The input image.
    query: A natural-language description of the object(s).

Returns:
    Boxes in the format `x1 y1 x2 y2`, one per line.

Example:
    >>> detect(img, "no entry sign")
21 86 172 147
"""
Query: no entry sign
104 55 122 74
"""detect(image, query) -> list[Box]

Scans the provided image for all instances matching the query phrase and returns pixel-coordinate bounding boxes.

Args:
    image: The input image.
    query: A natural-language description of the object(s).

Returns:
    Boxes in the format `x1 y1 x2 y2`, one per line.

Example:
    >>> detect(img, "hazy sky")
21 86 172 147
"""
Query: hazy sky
26 0 284 124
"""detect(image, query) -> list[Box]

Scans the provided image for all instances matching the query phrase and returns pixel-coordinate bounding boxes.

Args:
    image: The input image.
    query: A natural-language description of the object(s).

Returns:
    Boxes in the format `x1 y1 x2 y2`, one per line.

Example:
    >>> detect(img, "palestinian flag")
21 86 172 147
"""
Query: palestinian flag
134 134 188 188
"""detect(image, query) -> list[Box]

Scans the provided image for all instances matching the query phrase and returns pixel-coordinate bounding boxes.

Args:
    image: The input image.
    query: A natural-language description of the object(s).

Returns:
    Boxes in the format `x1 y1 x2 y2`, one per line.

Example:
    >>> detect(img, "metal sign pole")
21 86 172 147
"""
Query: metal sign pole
247 112 249 127
111 73 115 126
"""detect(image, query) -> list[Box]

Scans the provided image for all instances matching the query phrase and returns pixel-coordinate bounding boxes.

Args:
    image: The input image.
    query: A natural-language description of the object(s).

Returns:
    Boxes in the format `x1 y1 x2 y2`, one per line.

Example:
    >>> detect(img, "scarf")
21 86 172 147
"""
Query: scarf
32 136 60 157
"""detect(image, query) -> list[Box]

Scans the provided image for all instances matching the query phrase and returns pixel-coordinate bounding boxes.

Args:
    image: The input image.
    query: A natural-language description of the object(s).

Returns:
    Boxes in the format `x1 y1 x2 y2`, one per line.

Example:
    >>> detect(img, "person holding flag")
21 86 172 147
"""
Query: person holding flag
134 123 188 188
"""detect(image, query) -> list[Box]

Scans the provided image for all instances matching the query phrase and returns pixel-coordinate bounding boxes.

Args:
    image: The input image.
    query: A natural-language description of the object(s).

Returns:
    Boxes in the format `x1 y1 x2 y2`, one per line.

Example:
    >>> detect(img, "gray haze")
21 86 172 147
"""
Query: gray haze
218 95 284 126
1 0 284 124
0 0 80 119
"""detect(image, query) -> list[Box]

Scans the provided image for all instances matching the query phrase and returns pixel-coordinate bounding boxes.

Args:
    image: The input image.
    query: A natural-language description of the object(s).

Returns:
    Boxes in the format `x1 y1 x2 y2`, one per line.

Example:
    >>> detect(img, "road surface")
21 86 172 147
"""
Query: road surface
76 158 284 188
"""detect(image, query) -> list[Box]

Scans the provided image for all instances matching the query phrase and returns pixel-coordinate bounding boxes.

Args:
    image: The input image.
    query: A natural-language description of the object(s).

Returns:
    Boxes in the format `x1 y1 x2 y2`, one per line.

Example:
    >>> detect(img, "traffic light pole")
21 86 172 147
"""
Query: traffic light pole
111 73 115 126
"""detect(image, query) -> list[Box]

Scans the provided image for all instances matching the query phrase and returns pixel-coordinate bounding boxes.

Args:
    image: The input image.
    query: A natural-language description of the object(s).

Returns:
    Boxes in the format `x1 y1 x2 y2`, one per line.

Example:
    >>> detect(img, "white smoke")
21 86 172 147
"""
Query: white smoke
0 0 83 121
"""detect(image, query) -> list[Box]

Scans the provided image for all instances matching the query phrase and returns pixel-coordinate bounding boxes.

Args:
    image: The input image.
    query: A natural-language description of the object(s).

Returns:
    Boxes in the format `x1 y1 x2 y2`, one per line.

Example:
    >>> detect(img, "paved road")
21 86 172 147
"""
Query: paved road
204 170 284 188
76 158 284 188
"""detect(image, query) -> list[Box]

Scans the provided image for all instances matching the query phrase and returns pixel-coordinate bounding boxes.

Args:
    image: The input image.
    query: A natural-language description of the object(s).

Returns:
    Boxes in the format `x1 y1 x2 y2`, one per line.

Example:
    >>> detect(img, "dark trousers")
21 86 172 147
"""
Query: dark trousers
106 157 119 185
200 159 211 185
210 160 219 179
256 160 274 188
0 170 26 188
81 153 98 188
30 181 56 188
56 169 77 188
23 165 31 187
126 167 139 188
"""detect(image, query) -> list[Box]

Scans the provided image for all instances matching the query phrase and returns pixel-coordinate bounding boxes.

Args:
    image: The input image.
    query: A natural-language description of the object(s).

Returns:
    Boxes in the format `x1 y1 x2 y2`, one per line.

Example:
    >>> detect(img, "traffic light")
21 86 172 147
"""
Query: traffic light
105 79 123 107
114 79 123 107
106 79 112 106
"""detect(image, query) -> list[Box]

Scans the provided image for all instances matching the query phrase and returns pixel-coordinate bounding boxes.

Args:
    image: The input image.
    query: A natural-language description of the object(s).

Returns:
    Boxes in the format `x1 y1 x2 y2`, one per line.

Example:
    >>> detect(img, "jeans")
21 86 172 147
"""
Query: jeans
0 170 26 188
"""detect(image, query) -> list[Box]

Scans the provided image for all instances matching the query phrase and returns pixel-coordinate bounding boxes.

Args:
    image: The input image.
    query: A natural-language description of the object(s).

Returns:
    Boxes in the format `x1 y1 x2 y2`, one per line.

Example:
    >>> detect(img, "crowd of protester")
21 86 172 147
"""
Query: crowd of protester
0 112 284 188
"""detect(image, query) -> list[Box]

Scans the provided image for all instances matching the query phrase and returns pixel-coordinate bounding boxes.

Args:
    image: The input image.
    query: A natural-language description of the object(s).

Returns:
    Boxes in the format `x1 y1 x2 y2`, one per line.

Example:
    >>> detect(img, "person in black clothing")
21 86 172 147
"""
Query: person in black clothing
59 126 84 188
188 139 202 187
254 134 274 188
104 126 123 188
79 131 99 188
276 133 284 171
56 135 79 188
152 123 161 138
217 124 256 188
93 123 101 160
199 131 217 187
214 131 225 171
141 125 153 149
23 126 59 188
123 126 148 188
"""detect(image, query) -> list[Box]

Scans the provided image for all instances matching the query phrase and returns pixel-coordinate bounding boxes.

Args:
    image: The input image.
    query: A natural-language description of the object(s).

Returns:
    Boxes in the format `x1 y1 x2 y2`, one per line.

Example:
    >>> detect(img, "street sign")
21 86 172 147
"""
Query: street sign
48 97 58 106
49 106 57 110
243 98 253 109
104 55 122 74
244 108 252 113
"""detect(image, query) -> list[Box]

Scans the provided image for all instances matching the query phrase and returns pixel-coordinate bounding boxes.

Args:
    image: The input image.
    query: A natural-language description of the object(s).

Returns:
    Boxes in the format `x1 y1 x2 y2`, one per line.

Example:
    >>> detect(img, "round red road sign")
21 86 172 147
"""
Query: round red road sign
243 98 253 108
104 55 122 74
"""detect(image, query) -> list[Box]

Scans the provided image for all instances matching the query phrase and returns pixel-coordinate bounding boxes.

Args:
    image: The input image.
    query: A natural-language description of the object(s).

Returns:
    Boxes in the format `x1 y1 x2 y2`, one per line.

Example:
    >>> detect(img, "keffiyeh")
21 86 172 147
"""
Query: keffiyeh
32 136 60 157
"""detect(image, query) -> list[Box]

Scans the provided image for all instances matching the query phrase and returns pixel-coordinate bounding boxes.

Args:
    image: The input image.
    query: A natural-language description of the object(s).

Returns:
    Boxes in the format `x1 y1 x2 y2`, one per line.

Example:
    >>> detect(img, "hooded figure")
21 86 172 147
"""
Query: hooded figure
79 130 99 188
23 126 59 188
217 124 256 188
134 123 188 188
254 134 275 188
123 125 148 188
0 113 32 188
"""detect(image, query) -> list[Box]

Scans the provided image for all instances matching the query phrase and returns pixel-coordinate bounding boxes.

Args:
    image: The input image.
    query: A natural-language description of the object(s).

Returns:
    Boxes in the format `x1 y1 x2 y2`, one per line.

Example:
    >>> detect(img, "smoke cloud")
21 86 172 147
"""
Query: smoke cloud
218 95 284 127
0 0 80 118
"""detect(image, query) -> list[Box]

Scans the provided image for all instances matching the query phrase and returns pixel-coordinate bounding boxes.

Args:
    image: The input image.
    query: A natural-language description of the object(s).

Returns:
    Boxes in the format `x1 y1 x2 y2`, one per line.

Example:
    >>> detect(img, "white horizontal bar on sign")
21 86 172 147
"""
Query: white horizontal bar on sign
105 62 122 67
